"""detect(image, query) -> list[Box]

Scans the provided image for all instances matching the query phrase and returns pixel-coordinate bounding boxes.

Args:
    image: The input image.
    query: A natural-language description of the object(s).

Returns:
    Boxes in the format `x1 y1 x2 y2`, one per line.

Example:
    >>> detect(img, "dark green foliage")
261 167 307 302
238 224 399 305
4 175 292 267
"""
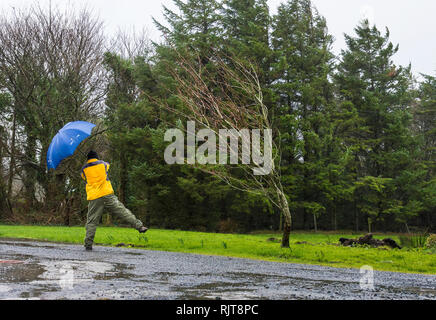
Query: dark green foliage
0 1 434 233
271 0 340 231
334 20 430 232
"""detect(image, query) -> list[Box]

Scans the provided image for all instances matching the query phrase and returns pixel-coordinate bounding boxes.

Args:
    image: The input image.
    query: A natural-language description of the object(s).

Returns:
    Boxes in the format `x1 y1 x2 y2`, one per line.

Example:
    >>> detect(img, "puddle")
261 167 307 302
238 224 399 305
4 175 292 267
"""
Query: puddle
0 285 10 293
32 260 121 287
180 281 259 300
203 291 259 300
19 285 59 299
0 261 45 283
0 254 136 299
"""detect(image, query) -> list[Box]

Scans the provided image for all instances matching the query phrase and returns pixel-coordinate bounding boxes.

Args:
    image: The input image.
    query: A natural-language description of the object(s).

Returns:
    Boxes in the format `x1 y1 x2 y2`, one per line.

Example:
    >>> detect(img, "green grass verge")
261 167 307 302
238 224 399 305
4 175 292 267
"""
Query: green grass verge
0 224 435 275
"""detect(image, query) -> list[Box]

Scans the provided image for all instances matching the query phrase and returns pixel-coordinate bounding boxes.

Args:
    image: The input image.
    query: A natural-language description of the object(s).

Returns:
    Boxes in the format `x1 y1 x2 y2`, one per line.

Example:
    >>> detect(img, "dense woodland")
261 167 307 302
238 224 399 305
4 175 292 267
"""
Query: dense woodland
0 0 435 236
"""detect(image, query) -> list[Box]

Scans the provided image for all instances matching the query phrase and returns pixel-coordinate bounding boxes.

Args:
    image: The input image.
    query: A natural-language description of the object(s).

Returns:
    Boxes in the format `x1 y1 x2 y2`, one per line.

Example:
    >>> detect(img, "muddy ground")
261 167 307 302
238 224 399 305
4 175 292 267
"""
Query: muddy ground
0 238 435 300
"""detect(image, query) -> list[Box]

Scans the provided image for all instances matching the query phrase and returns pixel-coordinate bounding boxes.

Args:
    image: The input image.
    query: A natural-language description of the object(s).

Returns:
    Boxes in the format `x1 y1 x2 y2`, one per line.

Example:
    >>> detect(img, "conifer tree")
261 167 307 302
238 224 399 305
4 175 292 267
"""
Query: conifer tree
154 0 222 64
335 20 420 231
271 0 338 231
414 74 436 227
221 0 271 82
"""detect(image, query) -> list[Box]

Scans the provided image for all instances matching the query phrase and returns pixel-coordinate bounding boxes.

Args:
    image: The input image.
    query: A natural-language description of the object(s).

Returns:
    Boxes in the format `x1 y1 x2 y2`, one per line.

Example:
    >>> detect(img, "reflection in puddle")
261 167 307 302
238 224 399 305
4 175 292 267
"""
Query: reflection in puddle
0 256 135 299
32 260 117 288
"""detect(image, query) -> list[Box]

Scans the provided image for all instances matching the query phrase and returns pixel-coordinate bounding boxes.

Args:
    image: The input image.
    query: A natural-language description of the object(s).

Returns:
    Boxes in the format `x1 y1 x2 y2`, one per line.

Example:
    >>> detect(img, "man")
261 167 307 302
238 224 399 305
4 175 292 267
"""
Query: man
81 150 148 251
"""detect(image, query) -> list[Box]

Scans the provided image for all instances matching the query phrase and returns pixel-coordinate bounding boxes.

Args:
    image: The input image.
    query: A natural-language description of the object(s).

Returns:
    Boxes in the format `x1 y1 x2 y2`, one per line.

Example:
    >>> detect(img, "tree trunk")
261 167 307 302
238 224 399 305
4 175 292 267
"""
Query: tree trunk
282 218 291 248
313 214 318 233
405 222 410 234
63 198 71 226
24 132 37 206
0 126 6 215
277 187 292 248
7 110 16 198
0 126 3 175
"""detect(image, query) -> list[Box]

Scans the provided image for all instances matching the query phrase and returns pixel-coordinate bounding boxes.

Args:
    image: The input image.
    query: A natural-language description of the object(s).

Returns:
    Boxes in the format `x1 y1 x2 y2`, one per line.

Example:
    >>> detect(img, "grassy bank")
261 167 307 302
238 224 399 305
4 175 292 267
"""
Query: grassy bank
0 225 435 274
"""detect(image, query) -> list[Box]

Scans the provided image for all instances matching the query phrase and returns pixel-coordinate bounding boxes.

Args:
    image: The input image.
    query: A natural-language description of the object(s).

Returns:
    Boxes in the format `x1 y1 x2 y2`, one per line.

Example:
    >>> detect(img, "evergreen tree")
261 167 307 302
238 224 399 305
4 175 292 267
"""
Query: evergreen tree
414 74 436 228
221 0 271 82
154 0 222 65
416 74 436 173
335 20 421 231
271 0 338 231
151 0 279 232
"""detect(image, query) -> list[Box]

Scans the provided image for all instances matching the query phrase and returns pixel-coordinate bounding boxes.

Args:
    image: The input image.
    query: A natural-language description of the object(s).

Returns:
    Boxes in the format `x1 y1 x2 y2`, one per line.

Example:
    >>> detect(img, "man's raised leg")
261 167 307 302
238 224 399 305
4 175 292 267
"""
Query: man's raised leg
103 194 146 232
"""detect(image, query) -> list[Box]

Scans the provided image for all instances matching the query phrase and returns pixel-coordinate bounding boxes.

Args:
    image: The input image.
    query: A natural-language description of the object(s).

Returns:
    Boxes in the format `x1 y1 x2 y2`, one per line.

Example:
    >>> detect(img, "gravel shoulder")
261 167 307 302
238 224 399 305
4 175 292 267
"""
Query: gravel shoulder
0 239 435 300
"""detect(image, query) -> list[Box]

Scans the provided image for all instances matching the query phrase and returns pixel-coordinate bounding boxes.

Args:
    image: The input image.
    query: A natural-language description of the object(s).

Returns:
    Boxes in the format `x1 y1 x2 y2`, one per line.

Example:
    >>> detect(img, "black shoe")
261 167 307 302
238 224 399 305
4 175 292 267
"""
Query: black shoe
138 226 148 233
85 246 92 251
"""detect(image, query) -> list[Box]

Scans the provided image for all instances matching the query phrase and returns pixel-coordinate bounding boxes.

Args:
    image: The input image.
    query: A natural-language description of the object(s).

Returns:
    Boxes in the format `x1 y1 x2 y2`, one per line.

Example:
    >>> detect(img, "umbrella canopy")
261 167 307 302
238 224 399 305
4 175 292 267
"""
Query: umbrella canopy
47 121 96 170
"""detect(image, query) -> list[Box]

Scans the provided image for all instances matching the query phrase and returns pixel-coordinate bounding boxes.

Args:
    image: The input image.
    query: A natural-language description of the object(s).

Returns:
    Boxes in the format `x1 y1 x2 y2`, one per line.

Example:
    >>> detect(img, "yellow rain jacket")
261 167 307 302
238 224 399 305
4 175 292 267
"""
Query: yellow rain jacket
81 158 114 201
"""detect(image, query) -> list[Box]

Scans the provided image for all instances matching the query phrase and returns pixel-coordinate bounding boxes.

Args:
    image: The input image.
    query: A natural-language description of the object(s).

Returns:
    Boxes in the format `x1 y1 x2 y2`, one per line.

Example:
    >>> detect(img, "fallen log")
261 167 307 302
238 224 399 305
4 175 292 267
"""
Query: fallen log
339 233 401 249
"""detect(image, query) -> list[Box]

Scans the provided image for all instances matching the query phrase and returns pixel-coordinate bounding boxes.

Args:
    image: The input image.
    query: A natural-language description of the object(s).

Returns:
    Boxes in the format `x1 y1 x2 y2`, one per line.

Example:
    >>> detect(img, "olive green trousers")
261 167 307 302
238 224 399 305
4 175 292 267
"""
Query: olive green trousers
84 194 143 247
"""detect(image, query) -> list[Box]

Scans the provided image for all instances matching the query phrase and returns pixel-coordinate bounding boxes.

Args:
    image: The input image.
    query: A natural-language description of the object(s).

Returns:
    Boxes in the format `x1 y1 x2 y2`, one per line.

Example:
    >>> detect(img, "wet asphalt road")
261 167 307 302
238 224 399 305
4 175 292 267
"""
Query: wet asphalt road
0 238 435 300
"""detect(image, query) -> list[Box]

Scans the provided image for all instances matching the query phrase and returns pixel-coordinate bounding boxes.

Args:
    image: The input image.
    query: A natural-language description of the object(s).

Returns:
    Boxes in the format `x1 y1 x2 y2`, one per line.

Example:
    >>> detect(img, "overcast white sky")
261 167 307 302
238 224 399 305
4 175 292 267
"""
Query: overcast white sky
1 0 435 77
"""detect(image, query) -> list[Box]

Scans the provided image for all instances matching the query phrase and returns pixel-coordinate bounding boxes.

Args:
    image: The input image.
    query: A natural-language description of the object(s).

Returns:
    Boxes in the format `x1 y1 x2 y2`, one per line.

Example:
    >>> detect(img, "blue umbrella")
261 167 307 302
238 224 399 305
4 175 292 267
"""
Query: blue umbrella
47 121 96 170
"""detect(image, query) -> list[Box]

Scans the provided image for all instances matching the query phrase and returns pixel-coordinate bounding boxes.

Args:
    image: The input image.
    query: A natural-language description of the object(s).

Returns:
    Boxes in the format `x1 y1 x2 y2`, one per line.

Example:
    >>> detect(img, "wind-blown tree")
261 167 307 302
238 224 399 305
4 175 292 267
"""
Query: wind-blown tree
150 0 279 232
0 4 106 222
271 0 339 231
160 48 293 246
221 0 275 142
104 36 233 230
219 0 280 229
335 20 422 232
